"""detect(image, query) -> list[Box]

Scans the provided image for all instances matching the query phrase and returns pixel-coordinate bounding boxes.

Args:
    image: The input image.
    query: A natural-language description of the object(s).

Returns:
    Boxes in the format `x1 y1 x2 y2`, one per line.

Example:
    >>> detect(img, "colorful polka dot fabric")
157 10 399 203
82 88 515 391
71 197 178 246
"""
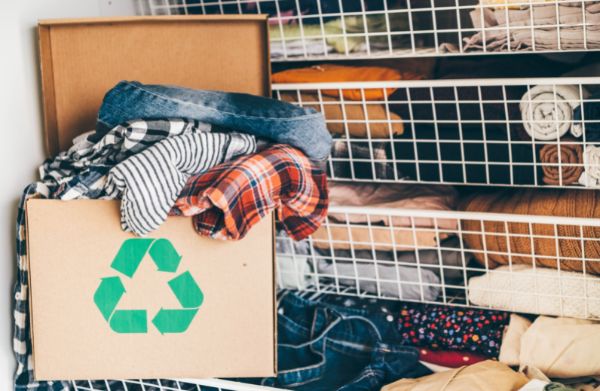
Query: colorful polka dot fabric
398 303 510 358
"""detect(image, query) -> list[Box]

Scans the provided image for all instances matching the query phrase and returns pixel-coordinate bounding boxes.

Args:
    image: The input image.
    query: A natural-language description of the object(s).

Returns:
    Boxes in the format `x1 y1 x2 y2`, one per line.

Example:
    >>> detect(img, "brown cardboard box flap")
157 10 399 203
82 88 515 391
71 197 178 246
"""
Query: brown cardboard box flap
38 15 270 157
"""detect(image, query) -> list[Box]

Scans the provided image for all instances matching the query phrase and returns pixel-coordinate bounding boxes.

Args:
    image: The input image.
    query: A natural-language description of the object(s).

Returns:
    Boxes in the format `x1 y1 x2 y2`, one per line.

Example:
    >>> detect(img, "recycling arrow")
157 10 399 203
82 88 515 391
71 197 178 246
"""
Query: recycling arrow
152 308 199 335
93 277 126 322
94 238 203 335
111 238 183 277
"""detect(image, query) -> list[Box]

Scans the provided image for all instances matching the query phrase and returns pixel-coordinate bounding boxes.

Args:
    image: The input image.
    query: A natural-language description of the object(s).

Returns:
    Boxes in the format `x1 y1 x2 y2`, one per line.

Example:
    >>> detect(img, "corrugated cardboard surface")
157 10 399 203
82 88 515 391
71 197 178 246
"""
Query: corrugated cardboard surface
38 16 270 156
27 199 275 380
30 16 275 380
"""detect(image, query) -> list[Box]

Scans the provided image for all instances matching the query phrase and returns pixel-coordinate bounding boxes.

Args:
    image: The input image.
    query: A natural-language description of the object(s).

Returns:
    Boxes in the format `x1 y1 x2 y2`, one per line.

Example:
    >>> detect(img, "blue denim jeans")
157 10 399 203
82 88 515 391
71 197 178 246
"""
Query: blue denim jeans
96 81 332 161
243 291 431 391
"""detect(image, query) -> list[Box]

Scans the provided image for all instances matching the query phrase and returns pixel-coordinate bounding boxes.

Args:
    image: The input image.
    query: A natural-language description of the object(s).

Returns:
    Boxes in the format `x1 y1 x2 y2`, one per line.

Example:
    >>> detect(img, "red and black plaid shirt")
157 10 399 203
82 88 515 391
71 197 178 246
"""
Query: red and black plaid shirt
170 144 328 241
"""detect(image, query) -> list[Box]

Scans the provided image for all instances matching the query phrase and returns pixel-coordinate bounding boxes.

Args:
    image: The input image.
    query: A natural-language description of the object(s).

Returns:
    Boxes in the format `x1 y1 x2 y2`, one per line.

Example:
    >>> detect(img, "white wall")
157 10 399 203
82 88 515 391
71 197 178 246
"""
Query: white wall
0 1 136 389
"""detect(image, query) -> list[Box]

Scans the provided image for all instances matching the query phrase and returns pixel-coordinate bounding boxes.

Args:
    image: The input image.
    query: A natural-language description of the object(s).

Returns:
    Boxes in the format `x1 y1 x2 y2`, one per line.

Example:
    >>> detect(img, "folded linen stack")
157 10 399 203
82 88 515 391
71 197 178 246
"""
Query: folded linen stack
460 188 600 316
270 14 412 57
441 2 600 53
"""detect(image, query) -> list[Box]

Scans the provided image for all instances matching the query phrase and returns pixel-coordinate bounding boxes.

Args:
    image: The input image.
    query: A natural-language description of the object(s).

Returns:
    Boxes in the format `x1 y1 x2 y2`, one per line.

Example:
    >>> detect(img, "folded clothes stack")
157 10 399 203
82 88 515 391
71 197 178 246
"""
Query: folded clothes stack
270 14 412 57
275 181 472 301
440 1 600 53
460 188 600 317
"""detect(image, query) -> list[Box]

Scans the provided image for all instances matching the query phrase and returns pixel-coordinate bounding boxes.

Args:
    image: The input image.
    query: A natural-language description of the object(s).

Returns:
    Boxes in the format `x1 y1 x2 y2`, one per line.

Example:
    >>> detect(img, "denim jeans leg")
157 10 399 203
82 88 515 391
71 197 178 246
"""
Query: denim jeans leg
96 81 332 161
249 292 431 391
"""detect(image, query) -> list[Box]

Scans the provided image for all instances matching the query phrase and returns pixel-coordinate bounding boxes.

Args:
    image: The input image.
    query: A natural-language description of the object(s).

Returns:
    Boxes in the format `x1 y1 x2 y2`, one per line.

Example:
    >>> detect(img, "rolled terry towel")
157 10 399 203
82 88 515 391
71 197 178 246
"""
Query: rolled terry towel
468 264 600 319
520 85 589 140
539 137 583 185
170 145 328 241
572 91 600 140
460 188 600 274
279 92 404 138
579 145 600 187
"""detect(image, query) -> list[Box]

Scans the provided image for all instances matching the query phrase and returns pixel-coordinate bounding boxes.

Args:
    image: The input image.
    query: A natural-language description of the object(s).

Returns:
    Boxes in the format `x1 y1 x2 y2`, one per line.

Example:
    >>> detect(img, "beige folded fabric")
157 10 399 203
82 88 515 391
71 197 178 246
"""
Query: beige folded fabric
468 264 600 318
381 360 529 391
311 225 450 251
519 316 600 378
327 182 459 231
499 314 533 367
280 92 404 138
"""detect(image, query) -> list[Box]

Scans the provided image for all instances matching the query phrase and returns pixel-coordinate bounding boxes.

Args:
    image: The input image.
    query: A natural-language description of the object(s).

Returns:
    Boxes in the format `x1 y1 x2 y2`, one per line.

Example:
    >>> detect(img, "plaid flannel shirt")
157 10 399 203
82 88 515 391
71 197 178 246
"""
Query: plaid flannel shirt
170 145 329 241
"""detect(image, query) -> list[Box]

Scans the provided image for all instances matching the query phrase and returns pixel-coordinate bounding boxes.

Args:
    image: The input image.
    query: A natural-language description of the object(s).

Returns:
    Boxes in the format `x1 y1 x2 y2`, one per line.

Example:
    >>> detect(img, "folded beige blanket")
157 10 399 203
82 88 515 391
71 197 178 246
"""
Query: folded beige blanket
500 315 600 378
381 360 529 391
311 225 451 251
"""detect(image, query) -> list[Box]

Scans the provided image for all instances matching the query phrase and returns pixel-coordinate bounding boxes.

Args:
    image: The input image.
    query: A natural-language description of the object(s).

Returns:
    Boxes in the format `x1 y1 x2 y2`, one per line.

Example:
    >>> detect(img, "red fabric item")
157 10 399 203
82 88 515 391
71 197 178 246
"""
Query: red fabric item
418 348 488 368
170 144 328 241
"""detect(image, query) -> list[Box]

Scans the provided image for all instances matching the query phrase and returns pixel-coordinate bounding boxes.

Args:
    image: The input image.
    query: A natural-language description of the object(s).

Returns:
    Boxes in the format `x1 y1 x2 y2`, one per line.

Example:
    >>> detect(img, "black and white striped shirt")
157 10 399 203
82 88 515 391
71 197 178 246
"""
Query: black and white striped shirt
105 131 256 237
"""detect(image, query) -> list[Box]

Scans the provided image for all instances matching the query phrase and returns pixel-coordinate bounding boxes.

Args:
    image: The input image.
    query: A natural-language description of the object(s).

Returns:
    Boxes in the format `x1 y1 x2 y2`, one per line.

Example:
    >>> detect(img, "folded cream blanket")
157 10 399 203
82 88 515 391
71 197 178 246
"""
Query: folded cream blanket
468 264 600 318
499 315 600 378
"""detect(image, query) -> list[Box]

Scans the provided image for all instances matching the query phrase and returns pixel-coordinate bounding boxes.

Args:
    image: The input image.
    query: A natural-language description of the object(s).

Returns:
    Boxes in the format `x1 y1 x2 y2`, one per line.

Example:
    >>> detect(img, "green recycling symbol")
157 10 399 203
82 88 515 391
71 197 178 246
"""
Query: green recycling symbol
93 238 203 334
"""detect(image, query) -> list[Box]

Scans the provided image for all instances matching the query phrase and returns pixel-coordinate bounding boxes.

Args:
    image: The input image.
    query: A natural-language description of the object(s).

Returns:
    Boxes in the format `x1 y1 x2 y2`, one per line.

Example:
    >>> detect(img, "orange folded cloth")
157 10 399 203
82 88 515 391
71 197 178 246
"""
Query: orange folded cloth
272 64 426 101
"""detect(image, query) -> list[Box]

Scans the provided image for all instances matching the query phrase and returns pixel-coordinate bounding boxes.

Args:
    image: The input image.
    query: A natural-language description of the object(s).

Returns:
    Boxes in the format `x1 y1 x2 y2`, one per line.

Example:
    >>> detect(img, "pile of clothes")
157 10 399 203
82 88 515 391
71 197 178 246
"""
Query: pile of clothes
14 80 332 391
440 0 600 53
248 290 600 391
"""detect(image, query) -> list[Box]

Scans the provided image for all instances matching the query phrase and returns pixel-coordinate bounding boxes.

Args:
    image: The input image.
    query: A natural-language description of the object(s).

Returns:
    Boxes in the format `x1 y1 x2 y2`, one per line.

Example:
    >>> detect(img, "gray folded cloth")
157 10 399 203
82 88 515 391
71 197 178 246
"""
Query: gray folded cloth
275 229 473 301
315 237 473 300
316 258 441 301
276 230 315 290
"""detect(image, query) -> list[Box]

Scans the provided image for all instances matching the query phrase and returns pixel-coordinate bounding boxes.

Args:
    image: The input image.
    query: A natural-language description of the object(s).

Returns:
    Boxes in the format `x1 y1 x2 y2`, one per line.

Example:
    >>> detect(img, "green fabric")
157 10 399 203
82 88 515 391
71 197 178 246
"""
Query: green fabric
270 14 410 53
544 383 570 391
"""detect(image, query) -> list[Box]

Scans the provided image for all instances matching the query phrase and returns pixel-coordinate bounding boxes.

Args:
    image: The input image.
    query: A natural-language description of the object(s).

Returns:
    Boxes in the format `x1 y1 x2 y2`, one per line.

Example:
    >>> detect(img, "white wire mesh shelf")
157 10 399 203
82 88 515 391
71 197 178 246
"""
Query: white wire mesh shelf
140 0 600 60
277 205 600 320
274 77 600 188
71 378 274 391
69 205 600 390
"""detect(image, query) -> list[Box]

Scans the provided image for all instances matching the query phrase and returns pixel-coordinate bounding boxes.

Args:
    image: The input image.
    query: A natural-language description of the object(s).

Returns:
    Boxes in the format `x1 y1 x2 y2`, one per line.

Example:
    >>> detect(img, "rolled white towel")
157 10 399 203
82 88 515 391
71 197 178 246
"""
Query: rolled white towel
520 85 589 140
579 144 600 187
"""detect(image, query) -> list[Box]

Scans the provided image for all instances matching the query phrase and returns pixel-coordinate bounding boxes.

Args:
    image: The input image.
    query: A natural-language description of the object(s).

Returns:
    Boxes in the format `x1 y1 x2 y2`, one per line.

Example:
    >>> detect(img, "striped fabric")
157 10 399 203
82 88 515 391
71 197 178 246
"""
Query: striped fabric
170 144 329 241
41 118 210 184
105 132 257 237
14 184 71 391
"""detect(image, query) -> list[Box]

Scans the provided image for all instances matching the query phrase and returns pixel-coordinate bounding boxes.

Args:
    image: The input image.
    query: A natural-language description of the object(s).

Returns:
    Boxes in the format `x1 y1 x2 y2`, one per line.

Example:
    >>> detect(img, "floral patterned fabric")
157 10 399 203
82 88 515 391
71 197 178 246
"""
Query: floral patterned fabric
398 304 510 358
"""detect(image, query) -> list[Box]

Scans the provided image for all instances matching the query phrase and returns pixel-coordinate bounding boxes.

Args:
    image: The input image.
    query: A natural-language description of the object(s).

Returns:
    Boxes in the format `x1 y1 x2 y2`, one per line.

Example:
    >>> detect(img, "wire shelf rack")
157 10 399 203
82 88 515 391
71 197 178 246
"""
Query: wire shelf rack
274 77 600 188
139 0 600 60
71 204 600 390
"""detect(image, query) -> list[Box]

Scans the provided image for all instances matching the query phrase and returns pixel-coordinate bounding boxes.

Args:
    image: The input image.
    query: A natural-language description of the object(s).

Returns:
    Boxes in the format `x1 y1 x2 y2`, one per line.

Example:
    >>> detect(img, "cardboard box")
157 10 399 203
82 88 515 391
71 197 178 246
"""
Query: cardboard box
27 16 276 381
